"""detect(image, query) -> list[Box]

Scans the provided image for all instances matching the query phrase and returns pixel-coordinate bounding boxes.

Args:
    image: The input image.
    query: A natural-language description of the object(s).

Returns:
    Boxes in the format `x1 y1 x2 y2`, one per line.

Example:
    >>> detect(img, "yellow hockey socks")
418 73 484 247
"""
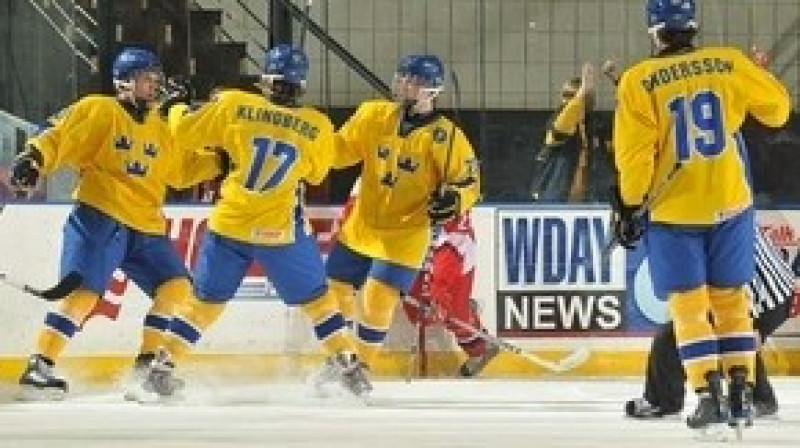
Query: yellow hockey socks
668 285 720 391
356 278 400 367
709 286 756 383
329 279 357 327
162 295 225 362
300 288 356 356
37 289 99 362
139 277 193 356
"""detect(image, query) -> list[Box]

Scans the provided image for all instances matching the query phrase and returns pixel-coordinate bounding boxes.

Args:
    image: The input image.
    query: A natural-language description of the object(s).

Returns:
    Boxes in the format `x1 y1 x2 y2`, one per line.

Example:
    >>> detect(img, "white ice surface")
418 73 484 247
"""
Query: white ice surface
1 378 798 448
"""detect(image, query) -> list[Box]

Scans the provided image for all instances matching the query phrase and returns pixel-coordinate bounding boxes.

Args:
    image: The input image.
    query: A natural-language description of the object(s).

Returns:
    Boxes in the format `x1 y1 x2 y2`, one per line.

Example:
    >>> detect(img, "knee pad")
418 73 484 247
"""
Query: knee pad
152 277 193 315
62 289 101 326
668 286 711 328
178 295 226 331
708 286 752 332
329 279 357 322
361 278 400 330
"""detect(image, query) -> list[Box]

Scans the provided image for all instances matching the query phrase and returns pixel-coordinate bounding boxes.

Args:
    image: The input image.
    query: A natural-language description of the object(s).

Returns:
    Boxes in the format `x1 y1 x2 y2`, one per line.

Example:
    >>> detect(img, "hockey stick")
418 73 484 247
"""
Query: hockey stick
604 161 683 257
405 317 425 382
439 68 461 193
401 295 590 373
0 271 83 301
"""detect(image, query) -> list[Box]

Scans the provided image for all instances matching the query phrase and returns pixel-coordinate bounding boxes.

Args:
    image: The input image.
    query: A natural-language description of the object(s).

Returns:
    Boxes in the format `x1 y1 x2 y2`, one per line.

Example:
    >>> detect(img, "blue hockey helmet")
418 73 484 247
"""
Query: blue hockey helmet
398 54 444 89
646 0 697 32
112 47 162 84
264 44 309 85
396 54 421 76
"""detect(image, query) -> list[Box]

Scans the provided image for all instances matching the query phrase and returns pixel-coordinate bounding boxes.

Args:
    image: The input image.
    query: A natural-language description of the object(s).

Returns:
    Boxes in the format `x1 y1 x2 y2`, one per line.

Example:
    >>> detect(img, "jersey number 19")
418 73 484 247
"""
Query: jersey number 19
668 91 725 161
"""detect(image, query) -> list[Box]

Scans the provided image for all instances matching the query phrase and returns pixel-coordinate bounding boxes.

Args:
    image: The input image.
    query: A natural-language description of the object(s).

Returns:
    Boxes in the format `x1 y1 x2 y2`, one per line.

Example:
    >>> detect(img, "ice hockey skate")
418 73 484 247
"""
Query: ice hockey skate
126 351 184 403
458 340 500 378
308 352 372 400
686 371 728 440
624 397 679 419
727 366 753 440
17 354 68 401
122 352 156 402
753 400 778 418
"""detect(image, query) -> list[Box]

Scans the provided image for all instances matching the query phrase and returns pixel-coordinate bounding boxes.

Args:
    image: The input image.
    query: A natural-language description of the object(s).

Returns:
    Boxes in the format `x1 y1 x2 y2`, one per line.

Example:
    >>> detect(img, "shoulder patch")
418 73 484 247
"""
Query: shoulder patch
432 127 448 144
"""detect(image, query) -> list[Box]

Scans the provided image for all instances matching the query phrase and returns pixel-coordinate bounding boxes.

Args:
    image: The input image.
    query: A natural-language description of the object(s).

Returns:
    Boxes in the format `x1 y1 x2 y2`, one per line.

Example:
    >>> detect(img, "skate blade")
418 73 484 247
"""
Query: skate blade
130 390 185 405
350 389 373 406
16 385 66 402
307 382 334 399
124 383 185 404
123 385 156 403
694 423 731 442
731 420 749 442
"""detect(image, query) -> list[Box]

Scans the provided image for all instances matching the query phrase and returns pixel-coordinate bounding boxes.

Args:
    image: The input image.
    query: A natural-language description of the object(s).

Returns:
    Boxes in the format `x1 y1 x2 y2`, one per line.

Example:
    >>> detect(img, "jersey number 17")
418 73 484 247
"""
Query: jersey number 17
244 137 298 192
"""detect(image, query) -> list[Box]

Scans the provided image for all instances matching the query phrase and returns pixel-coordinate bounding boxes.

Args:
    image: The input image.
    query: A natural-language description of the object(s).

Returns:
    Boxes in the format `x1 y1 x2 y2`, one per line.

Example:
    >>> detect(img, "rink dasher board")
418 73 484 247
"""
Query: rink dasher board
0 204 797 376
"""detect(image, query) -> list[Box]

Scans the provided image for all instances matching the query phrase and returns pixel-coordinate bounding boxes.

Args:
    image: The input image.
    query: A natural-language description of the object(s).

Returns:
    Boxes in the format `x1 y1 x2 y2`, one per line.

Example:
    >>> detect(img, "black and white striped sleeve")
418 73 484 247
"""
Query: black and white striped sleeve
747 228 795 318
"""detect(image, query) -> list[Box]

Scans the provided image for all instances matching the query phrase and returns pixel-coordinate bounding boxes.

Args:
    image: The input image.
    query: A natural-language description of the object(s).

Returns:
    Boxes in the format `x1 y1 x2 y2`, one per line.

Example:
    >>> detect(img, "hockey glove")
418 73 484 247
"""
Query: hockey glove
9 147 43 192
429 187 460 226
159 76 193 116
217 147 235 177
609 184 644 249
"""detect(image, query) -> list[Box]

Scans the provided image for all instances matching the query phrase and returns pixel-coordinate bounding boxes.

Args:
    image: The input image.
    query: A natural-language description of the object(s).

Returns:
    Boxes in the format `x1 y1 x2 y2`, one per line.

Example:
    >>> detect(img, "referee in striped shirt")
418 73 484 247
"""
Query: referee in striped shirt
625 228 797 419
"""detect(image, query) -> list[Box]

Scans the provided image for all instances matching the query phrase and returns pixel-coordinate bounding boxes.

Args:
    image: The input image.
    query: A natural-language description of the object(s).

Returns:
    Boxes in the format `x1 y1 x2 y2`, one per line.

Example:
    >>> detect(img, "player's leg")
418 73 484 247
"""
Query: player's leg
428 246 497 377
326 241 369 328
356 261 418 369
647 224 725 432
326 241 371 339
118 231 193 397
19 204 126 400
750 298 792 417
708 209 757 429
401 273 431 327
135 231 247 400
752 352 778 417
162 231 245 360
261 231 369 396
626 322 684 418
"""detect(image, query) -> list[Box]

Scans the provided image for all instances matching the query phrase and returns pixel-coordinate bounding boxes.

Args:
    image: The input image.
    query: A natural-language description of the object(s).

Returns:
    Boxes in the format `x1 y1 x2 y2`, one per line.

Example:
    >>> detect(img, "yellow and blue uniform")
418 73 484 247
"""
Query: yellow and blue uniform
332 100 480 272
327 99 480 365
163 89 355 360
531 90 590 201
614 46 791 389
27 95 215 361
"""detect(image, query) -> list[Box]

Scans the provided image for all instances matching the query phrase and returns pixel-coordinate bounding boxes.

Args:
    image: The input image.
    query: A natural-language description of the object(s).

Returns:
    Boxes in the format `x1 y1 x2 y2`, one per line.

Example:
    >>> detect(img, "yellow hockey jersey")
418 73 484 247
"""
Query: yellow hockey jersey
28 95 217 234
334 100 480 268
173 90 335 245
614 46 791 225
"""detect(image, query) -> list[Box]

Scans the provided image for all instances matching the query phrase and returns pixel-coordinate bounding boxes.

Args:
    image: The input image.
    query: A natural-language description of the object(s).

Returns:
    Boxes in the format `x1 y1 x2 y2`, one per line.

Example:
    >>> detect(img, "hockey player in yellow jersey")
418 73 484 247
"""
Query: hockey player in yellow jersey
9 47 218 400
612 0 791 437
313 54 480 388
139 44 371 400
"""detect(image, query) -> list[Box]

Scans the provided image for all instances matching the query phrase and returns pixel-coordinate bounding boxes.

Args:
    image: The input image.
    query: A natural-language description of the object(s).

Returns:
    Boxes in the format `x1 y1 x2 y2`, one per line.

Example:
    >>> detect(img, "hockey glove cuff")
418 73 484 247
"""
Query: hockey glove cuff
159 76 194 116
609 184 644 249
9 146 43 192
429 187 460 226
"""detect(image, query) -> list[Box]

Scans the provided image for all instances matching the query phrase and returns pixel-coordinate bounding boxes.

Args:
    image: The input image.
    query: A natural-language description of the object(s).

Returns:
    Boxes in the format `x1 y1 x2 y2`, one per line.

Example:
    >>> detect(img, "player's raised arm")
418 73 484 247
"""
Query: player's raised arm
735 49 792 128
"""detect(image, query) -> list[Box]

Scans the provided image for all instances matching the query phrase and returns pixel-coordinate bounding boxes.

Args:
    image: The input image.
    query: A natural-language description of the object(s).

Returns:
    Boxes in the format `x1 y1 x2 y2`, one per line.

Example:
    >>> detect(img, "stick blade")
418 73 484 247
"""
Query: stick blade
553 348 590 373
29 272 83 301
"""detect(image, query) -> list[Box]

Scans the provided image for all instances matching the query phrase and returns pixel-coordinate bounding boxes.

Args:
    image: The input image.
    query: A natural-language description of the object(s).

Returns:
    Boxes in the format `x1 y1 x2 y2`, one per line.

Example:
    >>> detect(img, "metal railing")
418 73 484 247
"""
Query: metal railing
25 0 98 72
